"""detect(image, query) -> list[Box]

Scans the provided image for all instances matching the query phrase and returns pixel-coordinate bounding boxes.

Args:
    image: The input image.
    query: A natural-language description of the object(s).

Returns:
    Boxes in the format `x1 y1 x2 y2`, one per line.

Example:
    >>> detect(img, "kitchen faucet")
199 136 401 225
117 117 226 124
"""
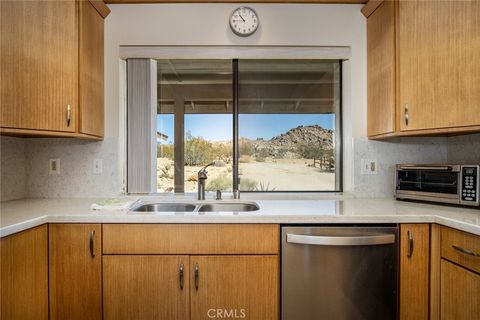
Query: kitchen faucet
197 161 216 200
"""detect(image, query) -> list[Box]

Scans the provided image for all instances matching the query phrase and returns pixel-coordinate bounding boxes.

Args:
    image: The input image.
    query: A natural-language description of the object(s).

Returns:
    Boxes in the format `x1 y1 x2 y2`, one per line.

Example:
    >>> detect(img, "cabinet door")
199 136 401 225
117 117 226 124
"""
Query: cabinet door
399 224 429 320
190 255 279 320
103 255 190 320
1 225 48 320
49 224 102 320
398 0 480 132
441 259 480 320
367 0 396 137
79 0 104 137
0 0 77 132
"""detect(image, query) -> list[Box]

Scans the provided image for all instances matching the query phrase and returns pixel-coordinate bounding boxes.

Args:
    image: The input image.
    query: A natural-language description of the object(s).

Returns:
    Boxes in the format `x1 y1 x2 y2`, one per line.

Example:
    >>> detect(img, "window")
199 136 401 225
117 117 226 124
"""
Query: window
127 59 342 193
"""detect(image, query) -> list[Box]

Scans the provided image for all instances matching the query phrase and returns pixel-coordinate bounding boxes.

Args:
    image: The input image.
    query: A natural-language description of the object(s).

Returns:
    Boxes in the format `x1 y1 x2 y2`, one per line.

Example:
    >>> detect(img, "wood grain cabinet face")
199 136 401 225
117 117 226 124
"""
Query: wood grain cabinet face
399 224 429 320
0 0 77 133
398 0 480 132
367 0 396 137
0 0 107 138
366 0 480 138
190 256 279 320
79 0 105 137
0 225 48 320
103 255 190 320
440 259 480 320
49 224 102 320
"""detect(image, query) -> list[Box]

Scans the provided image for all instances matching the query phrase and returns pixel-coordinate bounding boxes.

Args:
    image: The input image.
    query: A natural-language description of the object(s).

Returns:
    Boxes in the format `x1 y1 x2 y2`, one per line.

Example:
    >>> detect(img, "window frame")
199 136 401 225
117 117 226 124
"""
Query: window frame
126 55 344 194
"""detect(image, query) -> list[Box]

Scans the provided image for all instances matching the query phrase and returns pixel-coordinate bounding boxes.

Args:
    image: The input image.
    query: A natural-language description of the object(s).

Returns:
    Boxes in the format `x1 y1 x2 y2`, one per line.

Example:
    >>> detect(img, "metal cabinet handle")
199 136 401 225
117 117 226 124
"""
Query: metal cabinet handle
66 104 72 127
452 245 480 258
407 230 414 258
194 263 199 291
179 263 184 290
89 230 95 258
286 233 395 246
404 104 409 126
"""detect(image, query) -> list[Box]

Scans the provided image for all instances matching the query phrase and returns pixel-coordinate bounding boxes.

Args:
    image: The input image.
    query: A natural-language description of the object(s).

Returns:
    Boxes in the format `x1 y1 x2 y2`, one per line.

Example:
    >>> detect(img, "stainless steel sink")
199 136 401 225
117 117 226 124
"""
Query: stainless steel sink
197 202 260 212
130 201 260 213
132 203 197 212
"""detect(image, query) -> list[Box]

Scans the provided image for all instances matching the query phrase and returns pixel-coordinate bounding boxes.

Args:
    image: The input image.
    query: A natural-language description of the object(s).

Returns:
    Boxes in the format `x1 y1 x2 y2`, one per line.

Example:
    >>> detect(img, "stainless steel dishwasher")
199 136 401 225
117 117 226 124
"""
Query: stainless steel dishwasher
282 226 398 320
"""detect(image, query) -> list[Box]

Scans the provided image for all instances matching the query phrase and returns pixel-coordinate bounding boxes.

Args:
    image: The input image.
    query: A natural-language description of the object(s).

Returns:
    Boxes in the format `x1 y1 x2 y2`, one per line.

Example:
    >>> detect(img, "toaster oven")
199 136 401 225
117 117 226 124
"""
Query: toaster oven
395 164 479 207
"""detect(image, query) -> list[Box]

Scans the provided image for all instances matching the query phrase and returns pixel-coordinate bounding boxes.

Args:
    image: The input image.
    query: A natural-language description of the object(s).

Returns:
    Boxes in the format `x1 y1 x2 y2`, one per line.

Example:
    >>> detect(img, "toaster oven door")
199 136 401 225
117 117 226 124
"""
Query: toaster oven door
396 166 460 202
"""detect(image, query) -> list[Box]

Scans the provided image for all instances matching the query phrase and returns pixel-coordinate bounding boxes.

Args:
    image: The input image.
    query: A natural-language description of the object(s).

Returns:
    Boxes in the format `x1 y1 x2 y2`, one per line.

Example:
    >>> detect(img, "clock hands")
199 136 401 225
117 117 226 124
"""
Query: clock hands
238 13 245 22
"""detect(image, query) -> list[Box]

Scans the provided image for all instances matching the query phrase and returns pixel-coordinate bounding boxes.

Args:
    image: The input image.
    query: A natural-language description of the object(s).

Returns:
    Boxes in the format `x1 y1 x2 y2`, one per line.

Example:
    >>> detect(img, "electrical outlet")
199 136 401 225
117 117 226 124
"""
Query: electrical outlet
49 158 60 175
93 159 103 175
361 159 378 175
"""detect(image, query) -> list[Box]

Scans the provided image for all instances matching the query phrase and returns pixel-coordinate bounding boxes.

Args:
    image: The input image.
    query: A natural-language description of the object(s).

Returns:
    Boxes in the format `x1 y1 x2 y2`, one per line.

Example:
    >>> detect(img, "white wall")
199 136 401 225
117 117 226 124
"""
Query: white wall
104 3 367 192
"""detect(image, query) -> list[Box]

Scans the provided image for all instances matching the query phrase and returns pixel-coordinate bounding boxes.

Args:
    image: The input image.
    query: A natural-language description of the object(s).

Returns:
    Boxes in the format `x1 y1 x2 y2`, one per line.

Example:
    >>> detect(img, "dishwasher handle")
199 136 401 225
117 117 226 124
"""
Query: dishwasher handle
286 233 395 246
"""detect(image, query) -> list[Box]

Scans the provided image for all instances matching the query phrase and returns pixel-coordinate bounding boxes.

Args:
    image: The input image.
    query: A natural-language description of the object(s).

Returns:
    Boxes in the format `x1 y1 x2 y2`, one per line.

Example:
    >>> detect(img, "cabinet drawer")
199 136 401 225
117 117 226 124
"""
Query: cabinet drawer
441 227 480 274
103 224 279 254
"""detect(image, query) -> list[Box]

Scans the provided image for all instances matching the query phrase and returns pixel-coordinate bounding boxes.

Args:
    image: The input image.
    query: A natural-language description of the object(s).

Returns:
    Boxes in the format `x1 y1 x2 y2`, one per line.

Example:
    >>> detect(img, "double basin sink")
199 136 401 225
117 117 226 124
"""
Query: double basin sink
131 201 260 213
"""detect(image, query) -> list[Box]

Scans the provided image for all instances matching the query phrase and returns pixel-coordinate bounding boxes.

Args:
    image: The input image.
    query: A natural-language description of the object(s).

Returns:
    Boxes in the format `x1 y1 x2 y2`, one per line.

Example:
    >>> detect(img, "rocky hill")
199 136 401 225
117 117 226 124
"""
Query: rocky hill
249 125 334 158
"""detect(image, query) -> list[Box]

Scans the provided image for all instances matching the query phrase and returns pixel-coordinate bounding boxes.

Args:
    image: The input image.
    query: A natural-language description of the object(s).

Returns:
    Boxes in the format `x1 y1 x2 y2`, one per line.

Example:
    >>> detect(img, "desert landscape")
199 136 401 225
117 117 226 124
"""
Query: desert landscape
157 125 336 192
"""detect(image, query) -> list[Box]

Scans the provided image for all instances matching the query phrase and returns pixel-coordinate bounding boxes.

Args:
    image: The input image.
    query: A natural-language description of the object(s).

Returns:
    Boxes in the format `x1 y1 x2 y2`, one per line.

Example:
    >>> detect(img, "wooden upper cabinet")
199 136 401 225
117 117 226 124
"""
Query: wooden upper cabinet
190 255 279 320
398 0 480 133
0 0 78 133
399 224 429 320
0 0 109 139
103 255 190 320
79 0 105 137
365 0 480 138
367 0 395 137
1 225 49 320
49 224 102 320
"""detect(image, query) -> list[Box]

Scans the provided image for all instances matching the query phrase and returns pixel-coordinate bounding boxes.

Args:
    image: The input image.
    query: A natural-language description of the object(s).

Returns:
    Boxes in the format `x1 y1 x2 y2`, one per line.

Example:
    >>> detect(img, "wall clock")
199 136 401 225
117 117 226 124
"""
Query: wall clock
229 7 259 37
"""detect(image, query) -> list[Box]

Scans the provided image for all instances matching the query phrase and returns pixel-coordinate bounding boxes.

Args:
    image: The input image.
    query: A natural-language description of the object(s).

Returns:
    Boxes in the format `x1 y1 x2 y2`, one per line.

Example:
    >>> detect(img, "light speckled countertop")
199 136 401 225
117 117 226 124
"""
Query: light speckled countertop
1 196 479 237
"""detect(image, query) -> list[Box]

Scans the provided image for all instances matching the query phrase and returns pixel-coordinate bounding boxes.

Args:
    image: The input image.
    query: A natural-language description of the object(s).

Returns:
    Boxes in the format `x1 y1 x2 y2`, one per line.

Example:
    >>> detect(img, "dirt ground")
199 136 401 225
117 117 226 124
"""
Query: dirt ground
157 157 335 192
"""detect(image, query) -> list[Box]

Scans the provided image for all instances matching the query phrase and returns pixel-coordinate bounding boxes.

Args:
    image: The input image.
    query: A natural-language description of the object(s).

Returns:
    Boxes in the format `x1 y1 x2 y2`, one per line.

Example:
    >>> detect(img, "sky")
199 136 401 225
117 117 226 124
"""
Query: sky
157 114 335 143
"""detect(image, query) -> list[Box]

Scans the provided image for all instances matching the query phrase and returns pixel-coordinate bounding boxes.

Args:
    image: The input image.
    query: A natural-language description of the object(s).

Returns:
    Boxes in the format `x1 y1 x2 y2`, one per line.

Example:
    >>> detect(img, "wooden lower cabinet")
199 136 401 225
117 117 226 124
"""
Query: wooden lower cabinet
0 225 48 320
103 255 190 320
440 260 480 320
49 224 102 320
399 224 430 320
190 255 279 320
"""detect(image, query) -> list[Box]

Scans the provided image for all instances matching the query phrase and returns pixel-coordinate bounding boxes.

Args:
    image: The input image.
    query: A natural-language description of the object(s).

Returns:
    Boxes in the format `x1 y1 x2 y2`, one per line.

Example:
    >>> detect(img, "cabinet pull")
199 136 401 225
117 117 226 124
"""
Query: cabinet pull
452 245 480 258
404 104 409 127
66 104 72 127
194 263 199 291
89 230 95 258
179 263 184 290
407 230 414 258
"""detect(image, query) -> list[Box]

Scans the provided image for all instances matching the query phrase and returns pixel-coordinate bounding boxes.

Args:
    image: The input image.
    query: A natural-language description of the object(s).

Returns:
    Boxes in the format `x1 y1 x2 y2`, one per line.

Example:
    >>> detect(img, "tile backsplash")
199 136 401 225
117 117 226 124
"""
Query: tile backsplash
0 137 26 201
24 138 120 198
353 136 448 197
0 133 478 200
447 133 480 164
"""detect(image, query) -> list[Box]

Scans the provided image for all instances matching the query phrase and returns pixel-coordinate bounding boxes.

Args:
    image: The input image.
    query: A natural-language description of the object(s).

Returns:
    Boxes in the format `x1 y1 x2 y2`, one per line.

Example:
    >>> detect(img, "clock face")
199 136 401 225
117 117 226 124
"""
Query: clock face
229 7 259 37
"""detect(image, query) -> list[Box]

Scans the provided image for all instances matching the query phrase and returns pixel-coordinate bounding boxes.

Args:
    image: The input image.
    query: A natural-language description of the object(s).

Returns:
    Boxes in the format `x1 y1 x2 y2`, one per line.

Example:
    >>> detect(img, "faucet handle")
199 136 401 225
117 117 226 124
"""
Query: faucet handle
216 190 222 200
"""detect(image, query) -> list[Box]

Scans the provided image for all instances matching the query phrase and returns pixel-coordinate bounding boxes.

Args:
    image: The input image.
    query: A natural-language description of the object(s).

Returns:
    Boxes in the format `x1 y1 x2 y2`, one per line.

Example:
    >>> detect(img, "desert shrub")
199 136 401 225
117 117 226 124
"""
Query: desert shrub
158 165 173 179
255 148 269 162
255 181 276 191
239 178 257 191
239 155 253 163
211 143 231 162
239 138 254 156
296 143 325 160
184 131 213 166
157 143 174 159
187 173 198 182
206 175 232 191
